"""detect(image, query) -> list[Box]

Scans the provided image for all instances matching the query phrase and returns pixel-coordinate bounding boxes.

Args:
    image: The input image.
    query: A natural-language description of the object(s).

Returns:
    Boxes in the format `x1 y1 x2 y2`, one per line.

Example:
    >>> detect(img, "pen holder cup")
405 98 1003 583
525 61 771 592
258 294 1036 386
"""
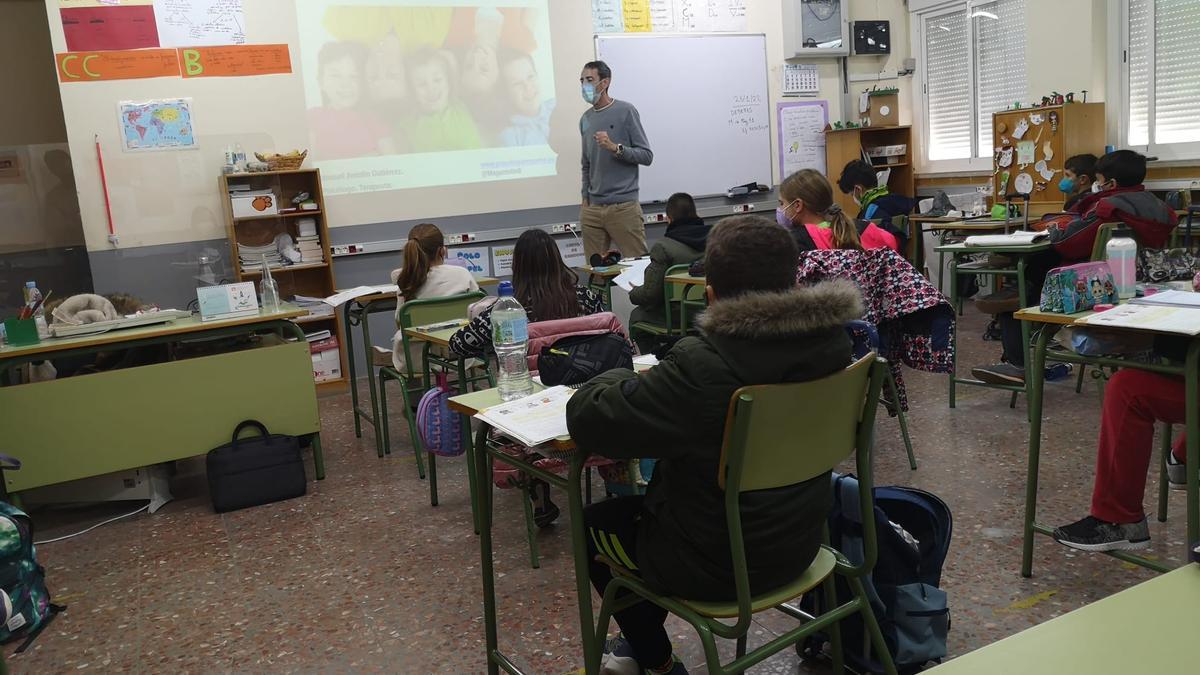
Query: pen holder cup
3 318 39 346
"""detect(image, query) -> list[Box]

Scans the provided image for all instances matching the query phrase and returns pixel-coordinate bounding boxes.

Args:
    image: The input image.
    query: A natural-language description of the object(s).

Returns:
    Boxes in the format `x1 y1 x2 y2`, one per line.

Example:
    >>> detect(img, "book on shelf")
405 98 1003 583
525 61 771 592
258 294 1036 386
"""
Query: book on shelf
473 386 573 447
304 329 332 342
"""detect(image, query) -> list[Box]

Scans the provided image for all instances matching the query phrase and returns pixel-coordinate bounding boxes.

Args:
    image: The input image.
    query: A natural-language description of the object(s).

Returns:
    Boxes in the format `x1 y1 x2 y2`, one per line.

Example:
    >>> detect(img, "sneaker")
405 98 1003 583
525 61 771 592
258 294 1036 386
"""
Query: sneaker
971 362 1025 385
599 636 639 675
1052 515 1150 552
648 655 689 675
1166 452 1186 491
528 478 560 528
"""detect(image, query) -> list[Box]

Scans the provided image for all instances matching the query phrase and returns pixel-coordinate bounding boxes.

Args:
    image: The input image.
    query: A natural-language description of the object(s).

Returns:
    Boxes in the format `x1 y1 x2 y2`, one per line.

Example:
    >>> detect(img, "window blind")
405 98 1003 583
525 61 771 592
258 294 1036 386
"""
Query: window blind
1127 0 1152 146
1153 0 1200 144
973 0 1027 157
924 10 972 160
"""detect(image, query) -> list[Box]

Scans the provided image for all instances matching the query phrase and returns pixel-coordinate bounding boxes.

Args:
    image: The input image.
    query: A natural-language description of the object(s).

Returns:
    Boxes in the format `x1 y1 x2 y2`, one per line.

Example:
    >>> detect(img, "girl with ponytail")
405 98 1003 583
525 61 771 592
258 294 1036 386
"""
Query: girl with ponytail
386 223 479 370
777 169 900 253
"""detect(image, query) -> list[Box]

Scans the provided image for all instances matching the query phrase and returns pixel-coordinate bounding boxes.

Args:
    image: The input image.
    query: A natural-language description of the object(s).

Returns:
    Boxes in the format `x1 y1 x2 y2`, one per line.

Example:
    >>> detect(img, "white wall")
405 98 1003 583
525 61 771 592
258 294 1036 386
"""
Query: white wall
46 0 914 252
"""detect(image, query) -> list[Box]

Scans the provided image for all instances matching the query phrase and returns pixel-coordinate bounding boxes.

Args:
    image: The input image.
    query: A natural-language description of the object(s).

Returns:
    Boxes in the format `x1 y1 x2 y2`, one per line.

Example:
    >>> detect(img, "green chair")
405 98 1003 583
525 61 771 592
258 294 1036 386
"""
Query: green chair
588 354 898 675
378 291 491 506
629 264 706 343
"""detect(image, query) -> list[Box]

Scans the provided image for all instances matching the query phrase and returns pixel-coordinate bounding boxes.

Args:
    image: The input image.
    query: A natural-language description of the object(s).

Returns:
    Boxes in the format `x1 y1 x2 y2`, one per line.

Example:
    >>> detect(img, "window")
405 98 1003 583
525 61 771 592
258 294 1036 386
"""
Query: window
918 0 1027 166
1124 0 1200 155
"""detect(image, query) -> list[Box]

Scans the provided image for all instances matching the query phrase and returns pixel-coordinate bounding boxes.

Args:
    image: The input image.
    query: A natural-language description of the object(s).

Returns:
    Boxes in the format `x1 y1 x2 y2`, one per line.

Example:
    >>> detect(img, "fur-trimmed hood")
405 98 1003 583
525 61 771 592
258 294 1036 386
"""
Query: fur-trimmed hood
696 278 864 339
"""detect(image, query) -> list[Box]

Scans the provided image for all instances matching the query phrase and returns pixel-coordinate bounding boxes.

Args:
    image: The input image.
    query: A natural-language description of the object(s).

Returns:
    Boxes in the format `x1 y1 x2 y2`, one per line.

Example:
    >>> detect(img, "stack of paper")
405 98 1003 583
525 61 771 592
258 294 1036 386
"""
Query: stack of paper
1079 304 1200 335
613 257 654 292
964 230 1048 247
238 242 284 273
1130 290 1200 309
474 386 573 447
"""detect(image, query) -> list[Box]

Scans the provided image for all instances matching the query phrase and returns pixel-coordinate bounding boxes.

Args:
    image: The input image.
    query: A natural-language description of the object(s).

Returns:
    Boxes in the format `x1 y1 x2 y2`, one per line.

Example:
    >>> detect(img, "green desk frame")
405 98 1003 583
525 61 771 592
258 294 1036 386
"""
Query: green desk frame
0 310 324 497
343 292 397 458
1019 309 1200 576
936 241 1050 409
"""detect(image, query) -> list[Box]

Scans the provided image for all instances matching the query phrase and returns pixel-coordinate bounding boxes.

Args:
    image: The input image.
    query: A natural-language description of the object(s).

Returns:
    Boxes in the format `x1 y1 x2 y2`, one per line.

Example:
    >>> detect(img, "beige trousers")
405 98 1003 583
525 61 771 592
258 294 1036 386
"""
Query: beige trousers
580 200 648 260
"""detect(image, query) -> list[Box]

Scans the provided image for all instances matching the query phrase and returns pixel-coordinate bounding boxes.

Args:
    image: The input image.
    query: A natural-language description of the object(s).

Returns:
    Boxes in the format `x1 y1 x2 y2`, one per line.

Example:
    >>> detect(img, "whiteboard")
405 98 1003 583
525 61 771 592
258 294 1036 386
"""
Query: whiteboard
595 34 772 203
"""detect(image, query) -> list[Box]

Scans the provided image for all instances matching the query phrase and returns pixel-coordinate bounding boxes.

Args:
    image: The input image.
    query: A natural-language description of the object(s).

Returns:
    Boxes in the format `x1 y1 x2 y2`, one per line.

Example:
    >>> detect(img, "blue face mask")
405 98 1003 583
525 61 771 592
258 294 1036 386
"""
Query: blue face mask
581 83 597 104
1058 177 1076 194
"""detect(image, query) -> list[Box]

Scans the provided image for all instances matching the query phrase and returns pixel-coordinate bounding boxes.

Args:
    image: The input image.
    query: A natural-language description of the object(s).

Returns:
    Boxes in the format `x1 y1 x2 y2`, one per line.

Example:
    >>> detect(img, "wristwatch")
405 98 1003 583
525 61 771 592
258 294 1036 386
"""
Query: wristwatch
616 143 624 157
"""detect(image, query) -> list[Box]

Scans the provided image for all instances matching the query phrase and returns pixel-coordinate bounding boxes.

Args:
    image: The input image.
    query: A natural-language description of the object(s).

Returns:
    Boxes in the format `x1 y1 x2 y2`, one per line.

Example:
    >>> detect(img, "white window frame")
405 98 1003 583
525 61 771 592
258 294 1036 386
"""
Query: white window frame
1110 0 1200 162
910 0 1025 174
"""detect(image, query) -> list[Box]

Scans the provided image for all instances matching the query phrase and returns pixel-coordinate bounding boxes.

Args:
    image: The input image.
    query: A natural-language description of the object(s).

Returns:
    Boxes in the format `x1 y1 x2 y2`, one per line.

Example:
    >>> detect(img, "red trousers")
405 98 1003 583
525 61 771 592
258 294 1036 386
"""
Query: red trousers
1091 369 1188 523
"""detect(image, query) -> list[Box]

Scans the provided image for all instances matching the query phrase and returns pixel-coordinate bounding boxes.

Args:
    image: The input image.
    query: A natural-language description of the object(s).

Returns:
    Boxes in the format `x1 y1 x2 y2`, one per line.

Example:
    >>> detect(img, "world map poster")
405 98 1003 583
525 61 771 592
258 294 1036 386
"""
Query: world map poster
118 98 196 151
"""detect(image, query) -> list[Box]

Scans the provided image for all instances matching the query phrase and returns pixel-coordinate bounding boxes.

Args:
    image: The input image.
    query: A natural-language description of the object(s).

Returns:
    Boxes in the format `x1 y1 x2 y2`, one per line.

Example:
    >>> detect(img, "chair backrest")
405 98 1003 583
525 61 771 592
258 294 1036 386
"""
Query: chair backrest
526 312 629 371
396 291 486 379
716 354 886 628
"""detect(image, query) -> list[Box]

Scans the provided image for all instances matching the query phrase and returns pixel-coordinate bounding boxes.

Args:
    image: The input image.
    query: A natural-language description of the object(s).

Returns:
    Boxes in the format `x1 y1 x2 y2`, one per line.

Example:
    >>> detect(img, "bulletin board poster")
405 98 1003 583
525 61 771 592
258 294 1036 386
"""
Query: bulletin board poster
592 0 748 34
451 246 491 276
778 100 828 178
491 245 515 276
557 238 586 268
118 98 197 152
60 0 245 52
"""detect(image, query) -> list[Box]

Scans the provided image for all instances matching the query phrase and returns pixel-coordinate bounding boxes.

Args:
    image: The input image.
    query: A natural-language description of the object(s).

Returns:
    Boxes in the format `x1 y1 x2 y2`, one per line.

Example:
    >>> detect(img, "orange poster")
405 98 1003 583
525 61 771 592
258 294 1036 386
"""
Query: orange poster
58 48 181 82
179 44 292 78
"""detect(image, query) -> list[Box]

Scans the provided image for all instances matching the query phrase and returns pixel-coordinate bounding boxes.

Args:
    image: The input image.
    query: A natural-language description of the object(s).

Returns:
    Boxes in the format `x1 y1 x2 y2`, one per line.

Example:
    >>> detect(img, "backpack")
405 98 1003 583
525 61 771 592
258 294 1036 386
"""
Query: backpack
0 500 62 652
537 332 633 386
801 473 952 673
416 372 464 457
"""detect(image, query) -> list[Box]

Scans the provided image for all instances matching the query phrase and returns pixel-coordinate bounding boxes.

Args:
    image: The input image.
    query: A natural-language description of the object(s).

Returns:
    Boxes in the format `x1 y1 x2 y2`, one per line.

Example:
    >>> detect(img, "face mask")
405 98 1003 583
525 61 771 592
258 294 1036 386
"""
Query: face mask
1058 177 1076 194
776 207 791 227
581 83 597 104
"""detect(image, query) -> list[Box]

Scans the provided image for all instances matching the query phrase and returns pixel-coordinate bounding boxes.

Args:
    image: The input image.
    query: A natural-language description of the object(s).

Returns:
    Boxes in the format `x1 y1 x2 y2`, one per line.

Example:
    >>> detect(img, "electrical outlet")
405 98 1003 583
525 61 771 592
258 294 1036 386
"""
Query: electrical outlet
731 204 754 213
461 232 476 243
447 234 464 245
331 245 351 255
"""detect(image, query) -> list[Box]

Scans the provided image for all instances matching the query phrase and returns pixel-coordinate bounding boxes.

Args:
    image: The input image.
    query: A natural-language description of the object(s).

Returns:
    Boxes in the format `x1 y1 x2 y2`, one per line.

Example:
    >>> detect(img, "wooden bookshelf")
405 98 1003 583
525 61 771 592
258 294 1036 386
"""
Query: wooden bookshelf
219 168 347 392
990 103 1105 210
824 125 915 217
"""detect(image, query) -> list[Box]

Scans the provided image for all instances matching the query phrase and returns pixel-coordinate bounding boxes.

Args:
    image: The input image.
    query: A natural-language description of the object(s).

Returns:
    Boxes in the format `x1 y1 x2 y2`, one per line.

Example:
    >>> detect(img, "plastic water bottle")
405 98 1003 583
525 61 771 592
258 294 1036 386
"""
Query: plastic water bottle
259 255 280 312
492 281 533 401
1106 228 1137 300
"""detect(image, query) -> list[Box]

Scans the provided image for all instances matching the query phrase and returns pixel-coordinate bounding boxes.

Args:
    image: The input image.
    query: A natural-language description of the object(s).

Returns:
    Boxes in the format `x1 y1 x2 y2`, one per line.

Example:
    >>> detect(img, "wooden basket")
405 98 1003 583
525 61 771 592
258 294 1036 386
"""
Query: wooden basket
255 150 307 171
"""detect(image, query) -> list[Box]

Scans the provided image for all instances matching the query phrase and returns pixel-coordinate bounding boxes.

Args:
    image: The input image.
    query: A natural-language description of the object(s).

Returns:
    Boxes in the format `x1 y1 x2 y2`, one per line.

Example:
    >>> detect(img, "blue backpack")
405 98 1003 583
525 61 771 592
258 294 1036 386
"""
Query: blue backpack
802 473 952 673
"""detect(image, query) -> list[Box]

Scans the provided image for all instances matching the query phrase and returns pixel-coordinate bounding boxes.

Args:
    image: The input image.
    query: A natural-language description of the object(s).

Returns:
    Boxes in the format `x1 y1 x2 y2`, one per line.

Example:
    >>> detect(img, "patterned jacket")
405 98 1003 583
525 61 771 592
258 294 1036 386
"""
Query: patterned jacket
795 248 955 410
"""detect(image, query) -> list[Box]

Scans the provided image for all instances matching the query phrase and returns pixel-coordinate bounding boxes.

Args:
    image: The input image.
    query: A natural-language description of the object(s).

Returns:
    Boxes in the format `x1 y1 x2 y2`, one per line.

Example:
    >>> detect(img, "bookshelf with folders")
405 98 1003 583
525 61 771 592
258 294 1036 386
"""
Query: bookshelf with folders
219 168 346 392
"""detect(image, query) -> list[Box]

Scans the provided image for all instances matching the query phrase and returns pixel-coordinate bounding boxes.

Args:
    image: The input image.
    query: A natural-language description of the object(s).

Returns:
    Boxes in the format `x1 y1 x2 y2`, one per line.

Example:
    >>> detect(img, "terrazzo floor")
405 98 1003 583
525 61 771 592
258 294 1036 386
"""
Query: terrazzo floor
7 307 1194 674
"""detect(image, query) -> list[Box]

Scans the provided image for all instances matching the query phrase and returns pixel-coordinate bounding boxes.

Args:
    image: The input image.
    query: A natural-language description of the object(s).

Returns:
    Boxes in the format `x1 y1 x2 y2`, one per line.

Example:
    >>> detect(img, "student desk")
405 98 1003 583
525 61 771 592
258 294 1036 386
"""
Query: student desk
1016 305 1200 576
403 320 490 526
577 264 628 309
927 563 1200 674
921 220 1018 293
343 279 497 457
935 241 1051 409
0 306 325 498
663 272 707 333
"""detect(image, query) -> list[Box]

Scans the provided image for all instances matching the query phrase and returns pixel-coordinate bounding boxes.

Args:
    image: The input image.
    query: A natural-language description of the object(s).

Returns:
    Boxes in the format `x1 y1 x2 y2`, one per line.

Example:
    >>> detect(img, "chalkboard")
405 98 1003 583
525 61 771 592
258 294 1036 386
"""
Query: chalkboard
594 33 772 202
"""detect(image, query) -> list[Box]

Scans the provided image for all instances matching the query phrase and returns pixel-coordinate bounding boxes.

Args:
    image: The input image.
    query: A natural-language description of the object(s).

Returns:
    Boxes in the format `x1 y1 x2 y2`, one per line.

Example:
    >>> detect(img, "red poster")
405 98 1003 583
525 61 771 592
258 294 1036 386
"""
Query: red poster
61 5 160 52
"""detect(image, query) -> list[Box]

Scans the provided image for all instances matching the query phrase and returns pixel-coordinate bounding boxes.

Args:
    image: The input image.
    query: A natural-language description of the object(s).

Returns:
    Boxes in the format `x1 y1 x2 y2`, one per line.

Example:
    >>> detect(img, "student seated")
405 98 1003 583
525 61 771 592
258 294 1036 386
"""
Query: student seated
566 215 863 675
972 150 1177 385
777 169 900 253
628 192 710 336
449 228 604 358
386 223 479 371
1059 153 1098 212
1053 369 1188 551
837 159 914 241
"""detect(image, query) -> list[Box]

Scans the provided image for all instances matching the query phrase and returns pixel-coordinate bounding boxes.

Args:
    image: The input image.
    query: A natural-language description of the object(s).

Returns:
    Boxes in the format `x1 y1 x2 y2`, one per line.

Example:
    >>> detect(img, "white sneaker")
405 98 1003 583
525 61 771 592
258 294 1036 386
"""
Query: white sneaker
1167 452 1186 491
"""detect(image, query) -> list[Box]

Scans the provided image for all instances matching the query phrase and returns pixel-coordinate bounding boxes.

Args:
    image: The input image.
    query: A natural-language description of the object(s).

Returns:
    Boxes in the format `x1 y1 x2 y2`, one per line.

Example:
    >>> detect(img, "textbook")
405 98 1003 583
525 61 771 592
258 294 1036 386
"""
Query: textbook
963 230 1048 247
474 386 573 447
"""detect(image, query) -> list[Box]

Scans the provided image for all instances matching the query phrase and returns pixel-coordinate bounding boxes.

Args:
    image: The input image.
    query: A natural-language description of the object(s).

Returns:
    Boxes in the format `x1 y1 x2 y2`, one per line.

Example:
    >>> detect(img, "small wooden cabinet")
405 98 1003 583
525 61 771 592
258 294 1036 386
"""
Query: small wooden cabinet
824 125 915 218
219 168 347 393
990 103 1105 211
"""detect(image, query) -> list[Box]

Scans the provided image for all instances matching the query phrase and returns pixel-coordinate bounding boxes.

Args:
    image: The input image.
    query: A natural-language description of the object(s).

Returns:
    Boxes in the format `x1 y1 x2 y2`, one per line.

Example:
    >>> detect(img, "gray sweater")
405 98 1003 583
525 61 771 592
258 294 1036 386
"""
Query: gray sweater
580 100 653 205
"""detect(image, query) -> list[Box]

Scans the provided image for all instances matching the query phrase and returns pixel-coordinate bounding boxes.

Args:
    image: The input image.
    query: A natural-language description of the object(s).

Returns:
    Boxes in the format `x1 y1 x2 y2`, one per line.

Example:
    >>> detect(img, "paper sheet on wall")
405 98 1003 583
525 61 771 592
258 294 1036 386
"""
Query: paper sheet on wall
119 98 196 152
557 238 587 269
593 0 747 33
61 4 161 52
778 101 828 178
153 0 245 47
450 246 491 277
492 246 515 276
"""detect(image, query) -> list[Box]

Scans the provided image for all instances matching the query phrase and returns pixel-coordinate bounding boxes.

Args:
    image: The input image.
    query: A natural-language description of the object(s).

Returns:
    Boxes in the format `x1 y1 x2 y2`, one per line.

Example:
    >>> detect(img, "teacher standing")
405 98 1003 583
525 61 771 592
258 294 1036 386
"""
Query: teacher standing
579 60 653 260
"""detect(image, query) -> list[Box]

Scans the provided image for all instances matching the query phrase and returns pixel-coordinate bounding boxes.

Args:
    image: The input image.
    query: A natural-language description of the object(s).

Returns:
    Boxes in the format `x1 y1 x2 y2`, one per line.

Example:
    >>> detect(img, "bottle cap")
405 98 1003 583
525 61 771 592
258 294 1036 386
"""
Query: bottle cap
498 281 514 297
25 281 35 288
